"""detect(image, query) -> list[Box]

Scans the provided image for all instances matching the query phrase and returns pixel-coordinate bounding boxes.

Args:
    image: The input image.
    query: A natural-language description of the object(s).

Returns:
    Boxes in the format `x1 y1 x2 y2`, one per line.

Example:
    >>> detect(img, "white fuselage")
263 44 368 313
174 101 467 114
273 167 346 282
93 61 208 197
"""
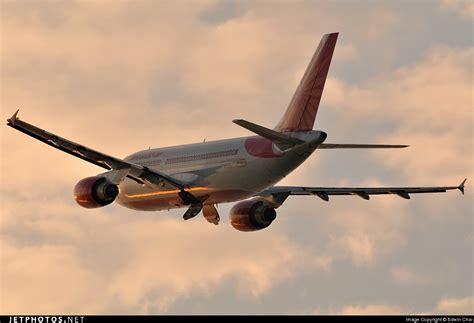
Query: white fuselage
116 134 317 211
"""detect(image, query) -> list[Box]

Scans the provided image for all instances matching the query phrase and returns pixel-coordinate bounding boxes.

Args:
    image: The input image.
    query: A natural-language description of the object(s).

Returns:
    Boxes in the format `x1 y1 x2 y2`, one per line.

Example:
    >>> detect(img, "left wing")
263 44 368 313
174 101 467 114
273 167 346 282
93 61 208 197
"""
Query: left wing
6 110 196 196
257 179 466 205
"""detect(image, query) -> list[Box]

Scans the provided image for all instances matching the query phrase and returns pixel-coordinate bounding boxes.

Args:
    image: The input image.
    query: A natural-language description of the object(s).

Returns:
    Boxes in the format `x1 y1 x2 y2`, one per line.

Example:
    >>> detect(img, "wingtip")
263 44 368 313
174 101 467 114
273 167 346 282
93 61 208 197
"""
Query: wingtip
458 178 467 195
7 109 20 126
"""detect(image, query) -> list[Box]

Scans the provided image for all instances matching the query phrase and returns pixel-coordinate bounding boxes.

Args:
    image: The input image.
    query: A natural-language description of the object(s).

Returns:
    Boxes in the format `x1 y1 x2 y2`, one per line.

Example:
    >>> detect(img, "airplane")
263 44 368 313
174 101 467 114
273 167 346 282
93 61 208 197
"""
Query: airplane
6 32 466 231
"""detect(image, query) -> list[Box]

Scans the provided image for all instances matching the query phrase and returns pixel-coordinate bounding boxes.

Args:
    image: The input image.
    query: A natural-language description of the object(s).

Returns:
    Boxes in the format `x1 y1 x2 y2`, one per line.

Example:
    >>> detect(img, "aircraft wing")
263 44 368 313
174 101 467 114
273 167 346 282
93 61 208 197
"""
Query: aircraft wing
6 110 189 190
257 179 466 204
318 143 409 149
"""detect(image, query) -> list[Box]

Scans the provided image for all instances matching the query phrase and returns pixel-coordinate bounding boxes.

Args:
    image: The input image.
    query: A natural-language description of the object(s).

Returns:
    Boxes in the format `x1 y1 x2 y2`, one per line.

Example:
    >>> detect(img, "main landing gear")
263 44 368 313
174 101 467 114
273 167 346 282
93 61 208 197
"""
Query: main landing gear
178 190 220 224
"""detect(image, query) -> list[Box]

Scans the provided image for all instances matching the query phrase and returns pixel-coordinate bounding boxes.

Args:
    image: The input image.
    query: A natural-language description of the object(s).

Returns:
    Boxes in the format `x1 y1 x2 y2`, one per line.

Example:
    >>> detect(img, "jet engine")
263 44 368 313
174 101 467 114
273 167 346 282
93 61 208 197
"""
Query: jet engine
73 176 119 208
229 198 277 232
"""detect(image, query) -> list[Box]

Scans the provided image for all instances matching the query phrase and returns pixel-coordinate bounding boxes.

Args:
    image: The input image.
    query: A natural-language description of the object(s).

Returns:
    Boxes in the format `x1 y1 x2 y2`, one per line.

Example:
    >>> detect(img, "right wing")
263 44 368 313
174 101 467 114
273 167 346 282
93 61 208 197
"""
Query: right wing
319 143 409 149
6 110 191 192
257 179 466 205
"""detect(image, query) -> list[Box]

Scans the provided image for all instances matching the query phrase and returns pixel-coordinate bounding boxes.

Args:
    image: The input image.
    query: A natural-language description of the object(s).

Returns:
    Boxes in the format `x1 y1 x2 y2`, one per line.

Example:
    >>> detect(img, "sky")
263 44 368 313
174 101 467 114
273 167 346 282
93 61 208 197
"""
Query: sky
1 0 473 315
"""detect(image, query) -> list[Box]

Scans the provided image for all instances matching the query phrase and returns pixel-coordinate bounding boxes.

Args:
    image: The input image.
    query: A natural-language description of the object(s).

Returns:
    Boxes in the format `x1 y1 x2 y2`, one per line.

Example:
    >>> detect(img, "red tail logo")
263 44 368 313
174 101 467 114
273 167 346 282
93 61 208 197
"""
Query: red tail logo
275 33 338 132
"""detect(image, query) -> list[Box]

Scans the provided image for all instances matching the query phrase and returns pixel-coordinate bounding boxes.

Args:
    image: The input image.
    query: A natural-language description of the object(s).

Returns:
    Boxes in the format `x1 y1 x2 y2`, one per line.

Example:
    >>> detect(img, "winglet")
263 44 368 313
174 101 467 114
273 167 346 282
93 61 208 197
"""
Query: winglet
458 178 467 195
7 109 20 126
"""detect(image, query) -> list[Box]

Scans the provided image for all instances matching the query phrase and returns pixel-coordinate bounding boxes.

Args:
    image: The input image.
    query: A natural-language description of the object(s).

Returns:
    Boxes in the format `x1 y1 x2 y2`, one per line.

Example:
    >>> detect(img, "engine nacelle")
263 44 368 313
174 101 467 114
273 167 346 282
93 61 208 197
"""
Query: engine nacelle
229 198 277 232
73 176 119 208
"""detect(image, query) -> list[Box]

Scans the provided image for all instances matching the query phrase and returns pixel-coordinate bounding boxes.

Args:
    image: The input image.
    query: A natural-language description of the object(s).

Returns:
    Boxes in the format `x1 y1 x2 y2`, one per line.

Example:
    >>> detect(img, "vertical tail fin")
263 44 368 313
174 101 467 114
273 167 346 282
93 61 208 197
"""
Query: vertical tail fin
275 32 338 132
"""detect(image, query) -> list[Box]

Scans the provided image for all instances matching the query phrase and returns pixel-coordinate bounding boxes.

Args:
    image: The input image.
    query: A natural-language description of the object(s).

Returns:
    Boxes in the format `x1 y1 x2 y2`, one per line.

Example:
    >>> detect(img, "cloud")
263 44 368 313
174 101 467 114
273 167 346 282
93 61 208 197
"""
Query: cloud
390 265 432 285
335 43 358 61
440 0 474 19
1 203 315 313
1 0 471 315
312 296 474 314
365 6 400 40
335 304 403 315
1 241 105 313
326 197 410 267
323 46 473 185
434 296 474 314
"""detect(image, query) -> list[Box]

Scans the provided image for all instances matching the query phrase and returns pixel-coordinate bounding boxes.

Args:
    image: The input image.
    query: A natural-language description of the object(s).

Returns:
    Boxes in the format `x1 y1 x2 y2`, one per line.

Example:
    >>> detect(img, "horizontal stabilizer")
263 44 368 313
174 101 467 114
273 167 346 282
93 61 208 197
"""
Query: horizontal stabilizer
319 143 409 149
275 33 338 132
233 119 303 149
